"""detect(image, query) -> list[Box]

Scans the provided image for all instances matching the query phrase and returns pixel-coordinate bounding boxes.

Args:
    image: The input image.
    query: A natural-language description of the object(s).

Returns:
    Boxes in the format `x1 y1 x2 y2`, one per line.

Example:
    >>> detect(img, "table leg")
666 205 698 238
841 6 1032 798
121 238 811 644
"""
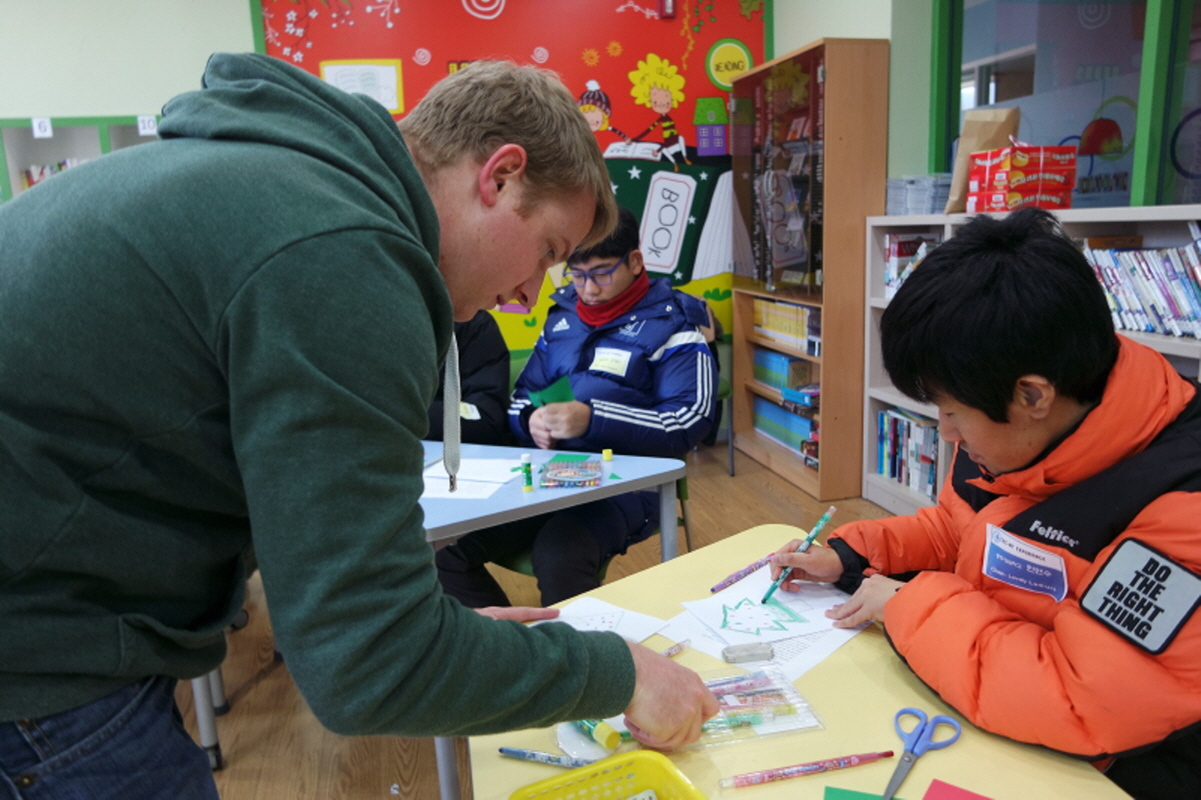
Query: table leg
434 735 463 800
659 480 678 561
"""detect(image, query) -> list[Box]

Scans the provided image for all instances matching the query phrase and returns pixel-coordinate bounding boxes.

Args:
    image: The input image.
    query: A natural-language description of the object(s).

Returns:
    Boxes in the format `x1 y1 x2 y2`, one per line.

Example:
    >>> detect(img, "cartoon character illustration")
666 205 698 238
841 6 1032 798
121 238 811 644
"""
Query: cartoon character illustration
628 53 690 170
576 79 630 142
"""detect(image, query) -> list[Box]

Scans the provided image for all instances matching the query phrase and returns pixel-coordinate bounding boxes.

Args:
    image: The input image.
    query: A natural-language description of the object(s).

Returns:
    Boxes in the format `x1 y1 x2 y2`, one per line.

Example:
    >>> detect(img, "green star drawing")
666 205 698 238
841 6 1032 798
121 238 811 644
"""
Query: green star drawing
720 596 808 635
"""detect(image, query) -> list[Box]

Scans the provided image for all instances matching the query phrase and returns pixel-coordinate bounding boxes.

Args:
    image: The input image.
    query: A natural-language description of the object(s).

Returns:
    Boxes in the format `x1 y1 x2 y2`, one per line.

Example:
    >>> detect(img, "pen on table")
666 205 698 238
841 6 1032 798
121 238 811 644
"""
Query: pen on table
761 505 837 604
718 749 894 789
659 639 689 658
498 747 595 769
710 553 774 593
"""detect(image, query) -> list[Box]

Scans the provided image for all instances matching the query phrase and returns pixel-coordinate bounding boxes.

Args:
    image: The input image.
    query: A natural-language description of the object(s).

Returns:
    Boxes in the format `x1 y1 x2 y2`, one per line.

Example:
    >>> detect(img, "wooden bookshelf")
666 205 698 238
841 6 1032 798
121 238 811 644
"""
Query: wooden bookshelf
863 205 1201 516
730 38 889 501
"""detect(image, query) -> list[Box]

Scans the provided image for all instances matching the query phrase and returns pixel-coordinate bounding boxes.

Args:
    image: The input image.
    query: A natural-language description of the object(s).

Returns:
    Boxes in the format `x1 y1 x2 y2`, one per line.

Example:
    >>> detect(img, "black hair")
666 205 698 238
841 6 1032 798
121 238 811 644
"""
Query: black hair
880 207 1119 422
567 205 639 265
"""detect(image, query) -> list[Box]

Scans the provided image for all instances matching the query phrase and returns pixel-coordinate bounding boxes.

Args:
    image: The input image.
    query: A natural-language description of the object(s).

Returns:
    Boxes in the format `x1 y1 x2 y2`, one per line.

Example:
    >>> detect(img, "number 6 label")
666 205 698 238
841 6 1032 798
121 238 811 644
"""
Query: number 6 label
31 118 53 139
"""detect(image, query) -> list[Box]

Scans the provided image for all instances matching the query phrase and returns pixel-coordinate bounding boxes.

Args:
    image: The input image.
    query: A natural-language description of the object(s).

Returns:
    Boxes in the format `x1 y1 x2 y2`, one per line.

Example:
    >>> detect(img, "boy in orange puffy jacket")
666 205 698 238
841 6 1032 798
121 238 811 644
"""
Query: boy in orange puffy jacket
770 208 1201 800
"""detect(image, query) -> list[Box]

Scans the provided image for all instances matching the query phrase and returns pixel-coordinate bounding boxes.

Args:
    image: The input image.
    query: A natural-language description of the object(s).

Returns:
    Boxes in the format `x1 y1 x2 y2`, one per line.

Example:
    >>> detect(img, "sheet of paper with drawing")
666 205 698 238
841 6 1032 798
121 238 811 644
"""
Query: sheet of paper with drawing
531 596 667 643
682 566 847 645
666 567 865 681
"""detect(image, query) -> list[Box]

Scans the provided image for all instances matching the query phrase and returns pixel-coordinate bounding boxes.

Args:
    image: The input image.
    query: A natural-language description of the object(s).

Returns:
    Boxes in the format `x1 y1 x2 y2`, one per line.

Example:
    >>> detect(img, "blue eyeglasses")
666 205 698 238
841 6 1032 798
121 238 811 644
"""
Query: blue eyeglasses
563 253 629 287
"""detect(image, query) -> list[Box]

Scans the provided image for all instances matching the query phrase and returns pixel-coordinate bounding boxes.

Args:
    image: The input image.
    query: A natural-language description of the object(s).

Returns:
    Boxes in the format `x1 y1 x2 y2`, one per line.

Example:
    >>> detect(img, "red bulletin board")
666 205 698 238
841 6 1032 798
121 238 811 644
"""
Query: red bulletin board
259 0 765 345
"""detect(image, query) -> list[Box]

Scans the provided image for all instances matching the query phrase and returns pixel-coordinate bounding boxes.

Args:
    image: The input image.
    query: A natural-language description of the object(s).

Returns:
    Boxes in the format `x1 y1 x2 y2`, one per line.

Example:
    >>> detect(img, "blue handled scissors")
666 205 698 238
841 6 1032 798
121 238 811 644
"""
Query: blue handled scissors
881 707 962 800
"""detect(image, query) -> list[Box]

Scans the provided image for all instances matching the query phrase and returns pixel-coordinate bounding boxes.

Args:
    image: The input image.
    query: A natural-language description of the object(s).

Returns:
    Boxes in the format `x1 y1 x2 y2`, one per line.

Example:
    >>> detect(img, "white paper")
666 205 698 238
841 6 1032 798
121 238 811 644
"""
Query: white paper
420 476 502 500
422 457 519 484
533 596 667 643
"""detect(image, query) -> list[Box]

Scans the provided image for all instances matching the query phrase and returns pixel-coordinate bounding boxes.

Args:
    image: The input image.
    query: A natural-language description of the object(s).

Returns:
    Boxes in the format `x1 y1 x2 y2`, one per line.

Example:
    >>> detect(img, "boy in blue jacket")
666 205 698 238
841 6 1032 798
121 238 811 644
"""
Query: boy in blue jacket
437 206 717 606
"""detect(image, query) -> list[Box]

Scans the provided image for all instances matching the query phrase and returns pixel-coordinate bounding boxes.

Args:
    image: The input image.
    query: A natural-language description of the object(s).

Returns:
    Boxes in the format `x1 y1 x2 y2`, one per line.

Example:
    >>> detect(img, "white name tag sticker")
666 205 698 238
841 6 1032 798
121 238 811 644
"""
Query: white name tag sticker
589 347 631 377
458 401 481 421
1081 539 1201 654
983 524 1068 601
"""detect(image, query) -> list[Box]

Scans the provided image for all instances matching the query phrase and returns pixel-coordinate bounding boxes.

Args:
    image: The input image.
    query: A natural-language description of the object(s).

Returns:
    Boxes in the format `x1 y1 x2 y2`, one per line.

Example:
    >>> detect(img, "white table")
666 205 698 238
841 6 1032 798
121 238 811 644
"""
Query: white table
418 441 688 800
420 441 687 561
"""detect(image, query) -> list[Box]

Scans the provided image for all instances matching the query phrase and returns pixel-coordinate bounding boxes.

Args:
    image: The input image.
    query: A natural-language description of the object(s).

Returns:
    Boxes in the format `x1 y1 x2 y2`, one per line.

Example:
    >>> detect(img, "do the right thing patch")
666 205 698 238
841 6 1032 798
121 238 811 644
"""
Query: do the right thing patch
1081 539 1201 654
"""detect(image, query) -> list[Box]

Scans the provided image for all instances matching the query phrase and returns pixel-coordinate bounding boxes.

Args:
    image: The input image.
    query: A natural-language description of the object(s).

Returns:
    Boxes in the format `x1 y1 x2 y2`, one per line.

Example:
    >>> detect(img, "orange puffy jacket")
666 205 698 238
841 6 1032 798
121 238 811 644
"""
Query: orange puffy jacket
833 336 1201 762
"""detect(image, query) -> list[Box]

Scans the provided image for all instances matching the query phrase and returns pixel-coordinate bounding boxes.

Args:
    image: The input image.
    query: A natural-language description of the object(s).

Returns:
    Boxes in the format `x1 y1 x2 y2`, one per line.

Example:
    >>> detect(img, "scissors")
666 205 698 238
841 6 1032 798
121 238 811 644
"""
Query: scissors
881 707 962 800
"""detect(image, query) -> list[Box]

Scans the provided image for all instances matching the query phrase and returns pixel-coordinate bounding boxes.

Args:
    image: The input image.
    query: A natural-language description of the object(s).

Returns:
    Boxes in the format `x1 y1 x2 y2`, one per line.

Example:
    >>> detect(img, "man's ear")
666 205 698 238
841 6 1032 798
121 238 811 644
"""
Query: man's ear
477 144 528 207
627 248 646 276
1014 375 1056 420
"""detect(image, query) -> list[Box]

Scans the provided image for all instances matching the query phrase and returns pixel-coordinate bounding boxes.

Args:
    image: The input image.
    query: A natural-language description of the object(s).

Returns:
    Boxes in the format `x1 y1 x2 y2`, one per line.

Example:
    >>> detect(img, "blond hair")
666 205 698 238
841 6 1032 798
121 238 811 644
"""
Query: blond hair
398 61 616 248
628 53 685 109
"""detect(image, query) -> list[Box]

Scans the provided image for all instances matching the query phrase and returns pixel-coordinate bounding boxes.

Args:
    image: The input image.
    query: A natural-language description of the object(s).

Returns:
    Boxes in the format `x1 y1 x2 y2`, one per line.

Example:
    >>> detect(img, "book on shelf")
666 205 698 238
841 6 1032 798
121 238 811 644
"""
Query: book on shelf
752 348 812 389
751 297 820 355
884 233 941 299
21 158 87 189
877 407 939 501
1083 240 1201 339
780 383 820 409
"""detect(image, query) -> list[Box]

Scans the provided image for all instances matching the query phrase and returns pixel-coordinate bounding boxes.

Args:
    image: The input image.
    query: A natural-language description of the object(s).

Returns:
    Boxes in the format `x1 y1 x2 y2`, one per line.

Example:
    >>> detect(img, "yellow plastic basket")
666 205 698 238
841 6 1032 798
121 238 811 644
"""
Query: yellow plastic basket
508 750 707 800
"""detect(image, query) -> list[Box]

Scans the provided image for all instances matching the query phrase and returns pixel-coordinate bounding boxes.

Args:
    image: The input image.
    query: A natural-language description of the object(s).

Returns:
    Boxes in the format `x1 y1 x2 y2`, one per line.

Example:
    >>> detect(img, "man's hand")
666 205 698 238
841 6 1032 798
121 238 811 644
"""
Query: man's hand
826 574 901 628
538 401 591 441
528 407 556 450
475 606 560 623
622 641 719 750
769 541 843 593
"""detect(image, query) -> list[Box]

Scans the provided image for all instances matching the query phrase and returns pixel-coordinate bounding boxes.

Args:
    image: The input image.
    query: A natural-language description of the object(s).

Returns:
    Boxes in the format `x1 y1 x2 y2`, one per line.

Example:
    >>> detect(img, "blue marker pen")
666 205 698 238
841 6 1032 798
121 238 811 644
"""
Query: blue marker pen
498 747 594 769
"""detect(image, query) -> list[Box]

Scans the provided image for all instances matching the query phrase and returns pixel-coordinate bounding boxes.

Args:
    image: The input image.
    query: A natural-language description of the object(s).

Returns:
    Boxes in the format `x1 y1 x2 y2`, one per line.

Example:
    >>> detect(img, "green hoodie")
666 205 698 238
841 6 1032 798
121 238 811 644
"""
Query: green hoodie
0 53 634 735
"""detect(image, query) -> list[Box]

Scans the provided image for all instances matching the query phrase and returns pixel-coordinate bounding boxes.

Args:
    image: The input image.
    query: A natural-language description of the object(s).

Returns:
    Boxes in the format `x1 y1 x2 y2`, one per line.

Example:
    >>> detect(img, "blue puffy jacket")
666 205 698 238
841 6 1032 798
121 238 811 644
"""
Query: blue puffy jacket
509 278 717 457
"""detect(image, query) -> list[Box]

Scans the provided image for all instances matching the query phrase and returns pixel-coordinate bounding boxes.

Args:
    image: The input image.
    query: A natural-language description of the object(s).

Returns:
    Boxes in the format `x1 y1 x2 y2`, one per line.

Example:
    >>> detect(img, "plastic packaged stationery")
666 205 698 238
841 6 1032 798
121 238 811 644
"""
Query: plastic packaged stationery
692 664 822 747
540 457 604 489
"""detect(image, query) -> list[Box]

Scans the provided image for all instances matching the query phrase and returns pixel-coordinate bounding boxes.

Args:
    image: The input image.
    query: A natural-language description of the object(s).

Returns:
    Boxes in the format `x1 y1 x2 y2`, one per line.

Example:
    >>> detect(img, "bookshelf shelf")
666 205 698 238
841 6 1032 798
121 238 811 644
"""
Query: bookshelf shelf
863 205 1201 517
0 115 158 203
744 332 822 364
730 38 889 502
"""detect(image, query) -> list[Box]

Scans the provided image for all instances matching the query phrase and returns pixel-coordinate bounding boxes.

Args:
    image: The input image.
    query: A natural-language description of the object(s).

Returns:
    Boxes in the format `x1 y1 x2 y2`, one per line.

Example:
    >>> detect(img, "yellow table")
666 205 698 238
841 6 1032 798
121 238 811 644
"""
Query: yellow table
470 524 1131 800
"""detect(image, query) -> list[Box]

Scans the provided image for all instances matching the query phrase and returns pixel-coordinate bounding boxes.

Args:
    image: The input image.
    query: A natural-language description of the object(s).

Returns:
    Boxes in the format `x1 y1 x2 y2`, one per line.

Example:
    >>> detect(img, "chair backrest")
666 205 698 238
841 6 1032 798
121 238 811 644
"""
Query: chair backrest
509 349 533 393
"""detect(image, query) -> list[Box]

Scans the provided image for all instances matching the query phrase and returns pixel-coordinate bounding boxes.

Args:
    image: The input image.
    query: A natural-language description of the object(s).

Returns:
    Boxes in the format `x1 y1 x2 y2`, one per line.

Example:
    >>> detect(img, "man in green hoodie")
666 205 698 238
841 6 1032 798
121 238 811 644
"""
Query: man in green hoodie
0 53 717 799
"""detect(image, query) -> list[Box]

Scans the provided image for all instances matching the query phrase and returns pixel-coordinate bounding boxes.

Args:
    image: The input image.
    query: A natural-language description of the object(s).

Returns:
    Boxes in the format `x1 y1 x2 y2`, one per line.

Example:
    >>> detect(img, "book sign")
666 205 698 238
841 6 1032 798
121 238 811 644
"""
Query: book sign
640 171 695 275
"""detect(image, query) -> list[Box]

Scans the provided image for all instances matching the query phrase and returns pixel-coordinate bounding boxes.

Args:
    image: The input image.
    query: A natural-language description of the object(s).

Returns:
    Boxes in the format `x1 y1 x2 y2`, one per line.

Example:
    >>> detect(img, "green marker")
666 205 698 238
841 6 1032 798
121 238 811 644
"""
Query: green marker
761 505 837 604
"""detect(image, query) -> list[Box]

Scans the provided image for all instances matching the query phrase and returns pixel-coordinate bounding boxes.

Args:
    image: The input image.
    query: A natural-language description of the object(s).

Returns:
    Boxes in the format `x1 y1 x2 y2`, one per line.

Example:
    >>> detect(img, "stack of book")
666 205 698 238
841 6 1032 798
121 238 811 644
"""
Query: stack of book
751 298 821 356
752 348 812 390
886 174 952 215
1083 235 1201 338
884 232 941 300
753 396 820 469
876 407 939 501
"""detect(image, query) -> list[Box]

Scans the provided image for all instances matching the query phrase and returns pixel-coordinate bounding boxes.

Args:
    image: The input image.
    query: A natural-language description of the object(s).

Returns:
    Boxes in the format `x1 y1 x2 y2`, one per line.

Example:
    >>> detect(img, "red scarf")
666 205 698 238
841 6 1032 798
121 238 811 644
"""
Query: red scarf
576 268 650 327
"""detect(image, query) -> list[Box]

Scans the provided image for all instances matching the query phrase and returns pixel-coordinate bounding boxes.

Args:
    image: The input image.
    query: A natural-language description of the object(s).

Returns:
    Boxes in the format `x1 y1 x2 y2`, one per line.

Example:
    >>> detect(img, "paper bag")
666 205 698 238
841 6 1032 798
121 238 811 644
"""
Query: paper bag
945 107 1020 213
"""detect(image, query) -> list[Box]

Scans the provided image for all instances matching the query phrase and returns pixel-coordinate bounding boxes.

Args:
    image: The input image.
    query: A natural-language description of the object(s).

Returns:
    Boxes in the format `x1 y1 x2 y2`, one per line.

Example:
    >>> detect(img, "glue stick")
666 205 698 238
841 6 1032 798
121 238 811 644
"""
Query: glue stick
520 454 533 492
572 719 621 750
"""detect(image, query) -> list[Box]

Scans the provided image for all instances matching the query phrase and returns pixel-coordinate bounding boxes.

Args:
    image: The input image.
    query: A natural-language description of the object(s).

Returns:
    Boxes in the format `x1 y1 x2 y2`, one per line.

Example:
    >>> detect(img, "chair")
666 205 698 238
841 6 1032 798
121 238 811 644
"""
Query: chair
715 341 734 477
492 475 695 588
190 668 227 770
700 304 735 476
188 606 249 770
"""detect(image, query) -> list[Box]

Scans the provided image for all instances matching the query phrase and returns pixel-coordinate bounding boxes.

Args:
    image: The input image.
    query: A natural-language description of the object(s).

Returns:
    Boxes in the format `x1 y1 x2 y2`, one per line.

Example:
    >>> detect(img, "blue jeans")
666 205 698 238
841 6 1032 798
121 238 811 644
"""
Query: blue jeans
0 676 218 800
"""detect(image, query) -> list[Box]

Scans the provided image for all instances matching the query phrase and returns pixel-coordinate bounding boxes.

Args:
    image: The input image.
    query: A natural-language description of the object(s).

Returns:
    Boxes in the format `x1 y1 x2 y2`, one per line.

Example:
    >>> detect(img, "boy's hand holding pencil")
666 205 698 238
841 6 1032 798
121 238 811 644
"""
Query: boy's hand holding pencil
766 506 843 598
